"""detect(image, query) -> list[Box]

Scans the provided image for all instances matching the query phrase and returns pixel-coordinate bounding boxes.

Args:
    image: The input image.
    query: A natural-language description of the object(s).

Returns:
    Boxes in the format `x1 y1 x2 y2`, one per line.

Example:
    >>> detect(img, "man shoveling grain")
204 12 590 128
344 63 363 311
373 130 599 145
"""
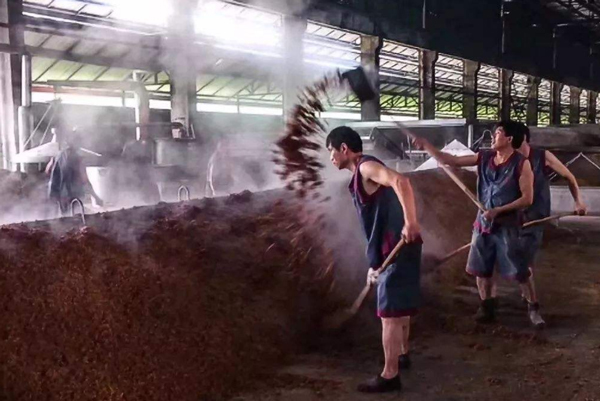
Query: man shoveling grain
326 126 422 393
413 121 536 326
512 122 587 328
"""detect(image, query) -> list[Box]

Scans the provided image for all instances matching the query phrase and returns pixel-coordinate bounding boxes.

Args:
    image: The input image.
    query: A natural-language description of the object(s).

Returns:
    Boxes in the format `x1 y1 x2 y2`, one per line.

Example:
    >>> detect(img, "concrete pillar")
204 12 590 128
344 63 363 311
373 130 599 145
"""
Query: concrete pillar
0 0 23 170
463 60 480 123
569 87 581 125
419 49 437 120
17 53 32 172
282 15 307 122
499 69 513 121
168 0 198 138
526 76 540 127
360 34 382 121
133 71 150 140
550 81 563 125
587 91 597 124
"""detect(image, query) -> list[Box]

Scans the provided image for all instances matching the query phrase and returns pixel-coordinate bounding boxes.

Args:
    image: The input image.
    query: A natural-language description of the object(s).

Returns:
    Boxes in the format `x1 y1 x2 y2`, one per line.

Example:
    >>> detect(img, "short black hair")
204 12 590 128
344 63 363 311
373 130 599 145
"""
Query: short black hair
494 120 525 149
326 126 363 153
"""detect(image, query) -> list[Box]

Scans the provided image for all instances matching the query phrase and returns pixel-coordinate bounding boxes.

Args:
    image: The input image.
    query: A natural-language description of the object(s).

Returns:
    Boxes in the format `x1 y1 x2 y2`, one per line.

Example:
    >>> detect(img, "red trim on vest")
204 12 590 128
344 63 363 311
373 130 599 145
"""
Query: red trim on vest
350 156 384 205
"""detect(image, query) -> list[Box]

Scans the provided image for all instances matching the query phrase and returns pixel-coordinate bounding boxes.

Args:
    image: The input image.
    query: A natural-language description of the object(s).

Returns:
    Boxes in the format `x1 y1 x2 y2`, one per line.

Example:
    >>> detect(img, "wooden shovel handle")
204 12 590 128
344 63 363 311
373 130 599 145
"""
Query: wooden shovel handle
349 239 408 315
437 163 486 213
441 212 578 263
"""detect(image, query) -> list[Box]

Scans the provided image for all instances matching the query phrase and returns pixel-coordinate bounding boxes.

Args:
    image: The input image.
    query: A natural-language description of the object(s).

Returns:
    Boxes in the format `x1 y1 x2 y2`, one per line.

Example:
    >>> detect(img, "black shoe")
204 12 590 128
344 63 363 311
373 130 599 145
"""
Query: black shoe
399 353 411 370
475 298 497 324
357 375 402 393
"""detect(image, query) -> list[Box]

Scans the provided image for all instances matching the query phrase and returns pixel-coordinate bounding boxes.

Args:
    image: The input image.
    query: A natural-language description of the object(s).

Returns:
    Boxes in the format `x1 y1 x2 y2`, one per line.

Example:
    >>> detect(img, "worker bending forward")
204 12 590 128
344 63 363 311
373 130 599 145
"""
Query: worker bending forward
326 126 422 393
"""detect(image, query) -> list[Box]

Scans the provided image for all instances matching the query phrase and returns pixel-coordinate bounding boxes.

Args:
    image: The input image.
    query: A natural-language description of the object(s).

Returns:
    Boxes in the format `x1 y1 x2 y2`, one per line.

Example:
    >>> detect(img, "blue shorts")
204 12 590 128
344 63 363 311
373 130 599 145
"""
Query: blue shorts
466 226 530 283
377 242 421 318
519 226 544 268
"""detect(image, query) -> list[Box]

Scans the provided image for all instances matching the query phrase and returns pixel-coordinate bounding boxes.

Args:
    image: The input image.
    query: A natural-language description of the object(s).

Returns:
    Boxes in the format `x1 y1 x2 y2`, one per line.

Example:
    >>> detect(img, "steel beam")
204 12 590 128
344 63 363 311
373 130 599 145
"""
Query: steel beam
550 81 563 125
419 49 437 120
462 59 479 123
360 34 382 121
587 90 597 123
282 15 307 121
499 68 513 121
526 76 541 126
569 86 582 124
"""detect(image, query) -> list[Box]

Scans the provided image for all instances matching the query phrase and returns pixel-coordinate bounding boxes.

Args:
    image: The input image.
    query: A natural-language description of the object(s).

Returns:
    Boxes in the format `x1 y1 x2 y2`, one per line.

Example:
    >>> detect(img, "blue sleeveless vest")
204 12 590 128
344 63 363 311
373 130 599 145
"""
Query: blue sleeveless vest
524 147 551 222
475 150 526 233
349 155 407 268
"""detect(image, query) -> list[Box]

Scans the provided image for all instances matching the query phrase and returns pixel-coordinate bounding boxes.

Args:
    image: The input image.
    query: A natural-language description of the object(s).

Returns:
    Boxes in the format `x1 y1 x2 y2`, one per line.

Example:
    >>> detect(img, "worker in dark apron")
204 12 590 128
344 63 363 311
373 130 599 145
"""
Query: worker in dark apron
47 131 103 216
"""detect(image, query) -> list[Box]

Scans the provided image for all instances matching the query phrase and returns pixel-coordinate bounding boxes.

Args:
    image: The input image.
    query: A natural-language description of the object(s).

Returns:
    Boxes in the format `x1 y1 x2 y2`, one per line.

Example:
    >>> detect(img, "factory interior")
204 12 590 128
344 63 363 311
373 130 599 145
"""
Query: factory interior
0 0 599 400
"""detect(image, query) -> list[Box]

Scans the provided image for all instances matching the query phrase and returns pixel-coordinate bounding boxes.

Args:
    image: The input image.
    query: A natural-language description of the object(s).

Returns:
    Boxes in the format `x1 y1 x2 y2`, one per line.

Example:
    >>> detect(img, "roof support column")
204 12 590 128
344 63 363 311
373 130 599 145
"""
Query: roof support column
569 87 581 125
586 91 597 124
360 34 382 121
0 0 22 170
17 53 32 172
133 71 150 140
462 60 479 124
499 68 513 121
168 0 198 138
526 76 540 127
550 81 563 125
419 49 437 120
283 15 306 123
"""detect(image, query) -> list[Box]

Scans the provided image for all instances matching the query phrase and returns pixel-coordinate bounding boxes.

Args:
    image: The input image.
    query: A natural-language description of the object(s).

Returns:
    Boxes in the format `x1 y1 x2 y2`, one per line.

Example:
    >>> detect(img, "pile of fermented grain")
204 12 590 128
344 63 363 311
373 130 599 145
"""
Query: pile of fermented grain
0 194 335 401
273 74 341 199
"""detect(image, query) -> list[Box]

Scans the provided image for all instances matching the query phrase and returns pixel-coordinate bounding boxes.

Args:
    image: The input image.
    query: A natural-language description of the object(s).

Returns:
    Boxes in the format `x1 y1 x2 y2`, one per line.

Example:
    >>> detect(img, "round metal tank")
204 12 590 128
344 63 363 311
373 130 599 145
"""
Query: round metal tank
86 166 119 206
154 138 203 174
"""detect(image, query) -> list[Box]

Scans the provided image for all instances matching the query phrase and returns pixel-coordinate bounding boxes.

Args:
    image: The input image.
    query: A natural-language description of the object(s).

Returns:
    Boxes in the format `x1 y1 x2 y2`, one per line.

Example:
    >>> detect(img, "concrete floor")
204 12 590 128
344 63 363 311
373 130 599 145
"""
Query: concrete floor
232 217 600 401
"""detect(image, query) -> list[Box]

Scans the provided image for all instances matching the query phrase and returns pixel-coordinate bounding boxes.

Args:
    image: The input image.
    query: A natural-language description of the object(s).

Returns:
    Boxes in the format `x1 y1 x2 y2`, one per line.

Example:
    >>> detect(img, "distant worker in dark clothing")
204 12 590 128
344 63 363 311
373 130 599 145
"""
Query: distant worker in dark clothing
47 131 103 215
121 128 160 204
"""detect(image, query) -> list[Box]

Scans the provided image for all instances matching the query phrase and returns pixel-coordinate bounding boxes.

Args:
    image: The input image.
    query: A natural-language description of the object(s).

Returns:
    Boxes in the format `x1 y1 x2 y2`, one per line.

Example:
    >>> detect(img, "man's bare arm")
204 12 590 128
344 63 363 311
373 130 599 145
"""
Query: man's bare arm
412 137 479 167
483 160 534 221
545 150 587 215
359 161 420 242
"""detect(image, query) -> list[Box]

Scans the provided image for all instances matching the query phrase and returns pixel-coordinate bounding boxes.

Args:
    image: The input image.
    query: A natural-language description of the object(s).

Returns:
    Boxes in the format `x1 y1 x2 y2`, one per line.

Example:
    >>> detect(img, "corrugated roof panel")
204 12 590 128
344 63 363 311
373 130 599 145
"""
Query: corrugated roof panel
32 57 59 81
40 35 79 52
38 60 83 81
49 0 86 12
215 77 254 97
25 0 53 5
24 31 52 47
80 4 113 17
68 64 110 81
70 40 107 56
95 68 132 81
198 76 235 96
98 44 130 58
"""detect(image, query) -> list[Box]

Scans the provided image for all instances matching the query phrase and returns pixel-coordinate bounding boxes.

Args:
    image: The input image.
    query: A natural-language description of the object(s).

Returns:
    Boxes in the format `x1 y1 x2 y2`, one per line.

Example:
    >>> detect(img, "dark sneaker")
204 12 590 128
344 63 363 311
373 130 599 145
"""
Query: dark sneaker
357 375 402 393
527 302 546 329
399 353 411 370
475 298 497 324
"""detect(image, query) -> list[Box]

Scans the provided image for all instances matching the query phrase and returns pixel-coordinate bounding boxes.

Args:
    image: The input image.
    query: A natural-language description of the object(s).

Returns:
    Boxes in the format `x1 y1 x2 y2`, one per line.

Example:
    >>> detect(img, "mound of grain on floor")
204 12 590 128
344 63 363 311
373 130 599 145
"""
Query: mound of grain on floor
0 196 334 401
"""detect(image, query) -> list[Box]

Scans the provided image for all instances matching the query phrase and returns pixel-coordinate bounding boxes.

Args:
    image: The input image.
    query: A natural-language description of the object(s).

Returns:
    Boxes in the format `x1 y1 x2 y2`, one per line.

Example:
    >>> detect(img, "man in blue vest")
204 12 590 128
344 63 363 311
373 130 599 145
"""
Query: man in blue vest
326 126 422 393
514 123 587 328
413 121 534 325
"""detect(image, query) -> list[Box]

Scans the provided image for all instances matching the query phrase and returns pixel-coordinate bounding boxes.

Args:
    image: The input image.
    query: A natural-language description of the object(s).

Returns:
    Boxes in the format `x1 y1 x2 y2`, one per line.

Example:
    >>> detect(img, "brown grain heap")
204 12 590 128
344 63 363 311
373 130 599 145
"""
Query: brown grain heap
0 196 335 401
273 73 342 199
